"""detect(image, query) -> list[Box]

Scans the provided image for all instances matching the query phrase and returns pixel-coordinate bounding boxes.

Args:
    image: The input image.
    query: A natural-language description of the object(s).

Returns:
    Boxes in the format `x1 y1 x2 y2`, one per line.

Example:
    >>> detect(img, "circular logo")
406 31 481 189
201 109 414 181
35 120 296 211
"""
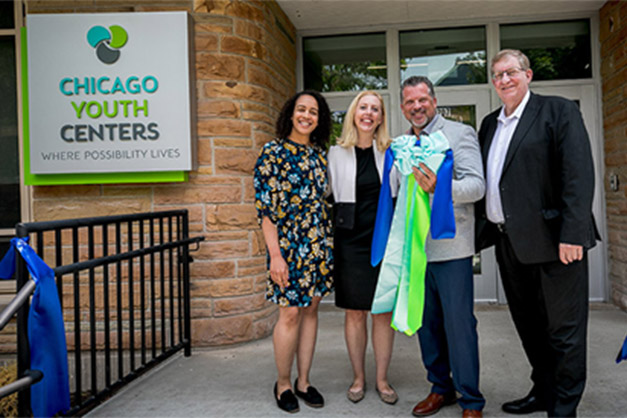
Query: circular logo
87 25 128 64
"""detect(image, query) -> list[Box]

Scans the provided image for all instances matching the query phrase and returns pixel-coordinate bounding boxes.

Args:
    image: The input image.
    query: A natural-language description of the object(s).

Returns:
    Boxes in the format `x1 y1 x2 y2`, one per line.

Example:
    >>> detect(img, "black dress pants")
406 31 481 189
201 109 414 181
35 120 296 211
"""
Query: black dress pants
495 232 588 417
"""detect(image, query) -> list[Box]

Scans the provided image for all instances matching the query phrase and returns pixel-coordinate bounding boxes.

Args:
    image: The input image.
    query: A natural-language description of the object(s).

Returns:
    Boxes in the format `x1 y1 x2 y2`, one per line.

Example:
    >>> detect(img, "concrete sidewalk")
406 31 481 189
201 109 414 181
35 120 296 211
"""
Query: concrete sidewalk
88 304 627 417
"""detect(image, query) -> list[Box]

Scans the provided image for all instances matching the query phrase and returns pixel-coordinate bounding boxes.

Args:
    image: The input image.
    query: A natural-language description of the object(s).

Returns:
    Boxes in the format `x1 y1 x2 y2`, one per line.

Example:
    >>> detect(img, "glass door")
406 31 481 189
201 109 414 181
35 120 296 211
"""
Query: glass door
428 89 498 302
529 84 607 301
324 92 392 144
398 87 499 302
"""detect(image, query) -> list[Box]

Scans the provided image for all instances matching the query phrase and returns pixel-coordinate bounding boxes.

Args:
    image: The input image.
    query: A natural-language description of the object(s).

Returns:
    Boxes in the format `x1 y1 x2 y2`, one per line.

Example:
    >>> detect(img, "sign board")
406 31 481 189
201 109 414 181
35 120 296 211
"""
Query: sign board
26 12 194 175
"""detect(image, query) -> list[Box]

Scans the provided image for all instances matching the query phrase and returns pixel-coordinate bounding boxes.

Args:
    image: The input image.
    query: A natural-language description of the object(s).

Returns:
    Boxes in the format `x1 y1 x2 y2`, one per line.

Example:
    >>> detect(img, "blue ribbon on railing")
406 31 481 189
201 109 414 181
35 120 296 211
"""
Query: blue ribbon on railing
0 238 70 418
617 335 627 364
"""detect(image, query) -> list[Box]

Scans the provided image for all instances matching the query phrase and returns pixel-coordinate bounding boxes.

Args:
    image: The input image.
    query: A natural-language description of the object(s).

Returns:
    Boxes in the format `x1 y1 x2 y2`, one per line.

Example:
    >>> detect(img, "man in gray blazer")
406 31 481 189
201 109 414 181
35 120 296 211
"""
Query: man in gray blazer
401 76 486 418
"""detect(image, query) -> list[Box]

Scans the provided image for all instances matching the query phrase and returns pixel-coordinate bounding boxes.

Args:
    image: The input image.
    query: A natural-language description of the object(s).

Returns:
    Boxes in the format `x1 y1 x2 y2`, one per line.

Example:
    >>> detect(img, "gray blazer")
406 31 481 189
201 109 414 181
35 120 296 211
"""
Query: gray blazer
420 114 485 262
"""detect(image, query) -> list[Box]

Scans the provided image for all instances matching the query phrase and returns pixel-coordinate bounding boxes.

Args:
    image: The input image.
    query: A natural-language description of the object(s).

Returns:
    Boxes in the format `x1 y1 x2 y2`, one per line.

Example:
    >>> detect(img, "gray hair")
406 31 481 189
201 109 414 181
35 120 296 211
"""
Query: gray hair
491 49 531 74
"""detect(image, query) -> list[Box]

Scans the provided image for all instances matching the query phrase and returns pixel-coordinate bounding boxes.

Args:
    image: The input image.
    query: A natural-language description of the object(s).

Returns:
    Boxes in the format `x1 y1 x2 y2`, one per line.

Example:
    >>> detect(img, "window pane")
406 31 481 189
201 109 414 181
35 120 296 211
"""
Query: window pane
0 237 11 262
0 36 20 229
0 2 14 29
437 105 476 130
400 26 487 86
330 111 346 145
303 33 387 92
500 19 591 81
473 253 481 275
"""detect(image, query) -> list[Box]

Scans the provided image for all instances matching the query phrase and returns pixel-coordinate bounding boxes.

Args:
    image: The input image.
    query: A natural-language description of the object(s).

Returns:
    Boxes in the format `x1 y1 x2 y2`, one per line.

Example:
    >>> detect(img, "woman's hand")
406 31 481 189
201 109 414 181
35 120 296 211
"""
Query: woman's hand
269 254 289 289
261 217 289 289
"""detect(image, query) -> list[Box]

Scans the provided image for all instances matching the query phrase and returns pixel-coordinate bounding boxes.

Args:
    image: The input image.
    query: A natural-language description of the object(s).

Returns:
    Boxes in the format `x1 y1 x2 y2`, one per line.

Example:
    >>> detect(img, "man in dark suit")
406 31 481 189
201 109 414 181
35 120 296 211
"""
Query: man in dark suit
475 49 598 417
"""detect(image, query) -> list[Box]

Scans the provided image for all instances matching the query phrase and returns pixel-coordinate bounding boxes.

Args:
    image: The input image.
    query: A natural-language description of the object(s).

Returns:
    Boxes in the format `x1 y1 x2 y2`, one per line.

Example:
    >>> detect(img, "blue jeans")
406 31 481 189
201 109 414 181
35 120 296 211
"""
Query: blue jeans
417 256 485 411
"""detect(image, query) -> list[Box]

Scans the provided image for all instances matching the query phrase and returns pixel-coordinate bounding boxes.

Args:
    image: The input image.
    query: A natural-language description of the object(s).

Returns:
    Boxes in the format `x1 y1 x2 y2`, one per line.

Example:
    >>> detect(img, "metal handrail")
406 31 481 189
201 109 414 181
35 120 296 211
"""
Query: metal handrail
0 278 43 401
0 279 36 332
53 237 202 276
0 369 43 399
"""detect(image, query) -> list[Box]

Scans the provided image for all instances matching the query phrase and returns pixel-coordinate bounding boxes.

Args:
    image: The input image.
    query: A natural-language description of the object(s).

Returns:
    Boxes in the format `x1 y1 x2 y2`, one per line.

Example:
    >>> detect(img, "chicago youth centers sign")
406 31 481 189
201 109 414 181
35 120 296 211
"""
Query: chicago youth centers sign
27 12 194 176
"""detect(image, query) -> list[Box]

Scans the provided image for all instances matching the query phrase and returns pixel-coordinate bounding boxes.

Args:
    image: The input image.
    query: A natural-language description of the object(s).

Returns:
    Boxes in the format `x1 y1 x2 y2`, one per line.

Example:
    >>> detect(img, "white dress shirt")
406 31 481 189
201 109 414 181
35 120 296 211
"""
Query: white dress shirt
486 91 531 224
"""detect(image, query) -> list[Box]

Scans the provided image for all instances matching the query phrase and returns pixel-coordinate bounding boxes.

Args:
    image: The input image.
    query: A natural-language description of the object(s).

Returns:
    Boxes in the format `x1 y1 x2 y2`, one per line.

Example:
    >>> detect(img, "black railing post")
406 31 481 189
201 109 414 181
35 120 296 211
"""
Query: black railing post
182 211 192 357
72 226 82 406
15 225 31 418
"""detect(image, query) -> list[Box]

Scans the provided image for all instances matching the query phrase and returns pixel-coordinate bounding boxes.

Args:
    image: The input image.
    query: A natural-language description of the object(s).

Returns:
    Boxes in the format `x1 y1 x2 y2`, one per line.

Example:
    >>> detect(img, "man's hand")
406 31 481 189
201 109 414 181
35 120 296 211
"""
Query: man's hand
412 163 436 193
559 243 583 265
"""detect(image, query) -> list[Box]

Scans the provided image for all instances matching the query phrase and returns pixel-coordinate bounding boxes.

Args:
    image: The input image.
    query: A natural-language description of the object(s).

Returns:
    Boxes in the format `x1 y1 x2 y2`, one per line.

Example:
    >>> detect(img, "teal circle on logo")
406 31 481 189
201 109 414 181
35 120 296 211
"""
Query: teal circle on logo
87 26 110 48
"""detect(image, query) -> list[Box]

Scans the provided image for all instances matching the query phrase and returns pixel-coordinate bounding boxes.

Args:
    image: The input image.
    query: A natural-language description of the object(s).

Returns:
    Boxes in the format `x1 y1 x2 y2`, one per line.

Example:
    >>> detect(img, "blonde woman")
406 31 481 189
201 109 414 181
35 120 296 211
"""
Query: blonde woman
327 91 398 405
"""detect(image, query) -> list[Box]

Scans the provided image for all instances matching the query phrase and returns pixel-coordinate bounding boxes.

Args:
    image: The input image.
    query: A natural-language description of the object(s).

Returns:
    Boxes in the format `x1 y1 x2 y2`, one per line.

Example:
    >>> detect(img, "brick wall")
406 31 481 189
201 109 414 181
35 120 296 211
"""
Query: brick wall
600 1 627 311
24 0 296 346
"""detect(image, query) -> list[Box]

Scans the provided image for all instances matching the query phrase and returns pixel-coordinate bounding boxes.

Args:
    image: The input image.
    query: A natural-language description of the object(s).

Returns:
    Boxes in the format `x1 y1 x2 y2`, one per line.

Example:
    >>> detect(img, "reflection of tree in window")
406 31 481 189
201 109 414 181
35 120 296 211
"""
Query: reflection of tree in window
399 26 487 86
521 46 591 81
436 52 487 86
321 62 387 92
437 105 476 129
330 111 346 145
500 19 592 81
303 33 387 92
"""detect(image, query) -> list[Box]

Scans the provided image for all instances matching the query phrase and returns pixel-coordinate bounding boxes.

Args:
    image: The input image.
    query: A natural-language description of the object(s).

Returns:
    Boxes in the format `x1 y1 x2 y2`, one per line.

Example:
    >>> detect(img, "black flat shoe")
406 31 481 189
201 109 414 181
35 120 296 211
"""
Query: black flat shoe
274 382 299 413
502 393 546 414
294 378 324 408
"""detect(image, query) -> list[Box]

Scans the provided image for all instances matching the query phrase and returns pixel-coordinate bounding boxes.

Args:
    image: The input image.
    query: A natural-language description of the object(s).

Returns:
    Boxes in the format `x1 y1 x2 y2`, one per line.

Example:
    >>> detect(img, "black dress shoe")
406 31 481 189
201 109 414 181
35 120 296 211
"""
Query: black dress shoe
274 382 299 413
294 378 324 408
502 394 547 414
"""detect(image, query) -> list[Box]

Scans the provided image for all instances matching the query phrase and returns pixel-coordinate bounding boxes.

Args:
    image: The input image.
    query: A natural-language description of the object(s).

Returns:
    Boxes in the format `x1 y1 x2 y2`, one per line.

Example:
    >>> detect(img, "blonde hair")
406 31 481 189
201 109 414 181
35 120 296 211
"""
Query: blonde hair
336 91 391 152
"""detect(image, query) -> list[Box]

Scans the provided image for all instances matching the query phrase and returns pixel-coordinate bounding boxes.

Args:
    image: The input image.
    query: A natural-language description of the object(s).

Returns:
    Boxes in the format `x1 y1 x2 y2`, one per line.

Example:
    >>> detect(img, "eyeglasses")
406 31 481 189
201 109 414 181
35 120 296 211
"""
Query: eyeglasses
492 67 525 81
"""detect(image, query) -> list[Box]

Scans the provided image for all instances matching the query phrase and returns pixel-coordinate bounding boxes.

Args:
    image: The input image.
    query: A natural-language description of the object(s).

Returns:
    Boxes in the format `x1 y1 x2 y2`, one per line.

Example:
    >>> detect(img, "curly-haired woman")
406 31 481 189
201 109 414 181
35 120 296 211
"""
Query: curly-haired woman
254 90 333 413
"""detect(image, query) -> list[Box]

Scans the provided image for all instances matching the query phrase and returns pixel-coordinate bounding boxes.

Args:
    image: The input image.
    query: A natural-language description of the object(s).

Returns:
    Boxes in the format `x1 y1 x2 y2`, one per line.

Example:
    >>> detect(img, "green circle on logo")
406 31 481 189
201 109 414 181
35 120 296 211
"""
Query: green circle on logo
109 25 128 49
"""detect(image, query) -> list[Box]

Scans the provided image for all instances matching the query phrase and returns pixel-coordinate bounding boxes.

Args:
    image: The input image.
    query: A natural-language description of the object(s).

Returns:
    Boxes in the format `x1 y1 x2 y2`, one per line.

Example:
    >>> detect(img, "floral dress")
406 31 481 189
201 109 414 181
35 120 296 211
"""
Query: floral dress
253 138 334 307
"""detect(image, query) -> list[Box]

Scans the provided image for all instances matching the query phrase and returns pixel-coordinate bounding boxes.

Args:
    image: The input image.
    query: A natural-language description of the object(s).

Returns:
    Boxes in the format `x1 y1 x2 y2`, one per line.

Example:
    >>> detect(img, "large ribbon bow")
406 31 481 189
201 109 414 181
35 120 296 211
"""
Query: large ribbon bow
0 238 70 418
370 131 455 336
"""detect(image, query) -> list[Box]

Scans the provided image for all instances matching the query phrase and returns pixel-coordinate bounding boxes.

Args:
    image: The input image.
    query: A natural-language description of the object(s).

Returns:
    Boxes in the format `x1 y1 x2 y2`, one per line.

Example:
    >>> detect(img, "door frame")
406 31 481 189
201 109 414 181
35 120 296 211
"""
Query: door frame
526 83 608 302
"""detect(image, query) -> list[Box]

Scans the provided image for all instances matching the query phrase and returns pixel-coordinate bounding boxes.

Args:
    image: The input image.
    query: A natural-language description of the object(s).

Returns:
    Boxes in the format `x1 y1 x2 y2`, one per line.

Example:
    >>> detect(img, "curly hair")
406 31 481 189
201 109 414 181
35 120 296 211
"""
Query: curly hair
336 91 391 152
275 90 331 149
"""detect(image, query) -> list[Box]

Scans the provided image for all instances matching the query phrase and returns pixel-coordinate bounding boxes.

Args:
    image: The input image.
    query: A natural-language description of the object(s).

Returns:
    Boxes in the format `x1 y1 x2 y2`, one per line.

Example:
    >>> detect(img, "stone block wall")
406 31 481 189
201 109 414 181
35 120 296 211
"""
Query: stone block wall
600 0 627 311
23 0 296 347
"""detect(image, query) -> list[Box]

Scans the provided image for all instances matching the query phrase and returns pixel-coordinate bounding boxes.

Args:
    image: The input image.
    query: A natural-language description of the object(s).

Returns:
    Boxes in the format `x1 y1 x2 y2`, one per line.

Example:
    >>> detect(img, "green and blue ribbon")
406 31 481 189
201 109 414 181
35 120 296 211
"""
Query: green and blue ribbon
371 132 455 335
0 238 70 418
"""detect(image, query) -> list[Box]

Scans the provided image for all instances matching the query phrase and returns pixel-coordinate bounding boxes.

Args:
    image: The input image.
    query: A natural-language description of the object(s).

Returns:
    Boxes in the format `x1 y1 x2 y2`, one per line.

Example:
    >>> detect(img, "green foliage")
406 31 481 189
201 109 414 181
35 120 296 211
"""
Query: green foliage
523 45 591 81
321 61 387 92
330 111 346 145
458 51 487 84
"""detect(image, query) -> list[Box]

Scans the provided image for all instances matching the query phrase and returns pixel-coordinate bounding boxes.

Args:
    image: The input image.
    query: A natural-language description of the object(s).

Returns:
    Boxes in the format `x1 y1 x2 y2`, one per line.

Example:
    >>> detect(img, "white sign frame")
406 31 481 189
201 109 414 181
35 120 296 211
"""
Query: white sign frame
27 12 195 174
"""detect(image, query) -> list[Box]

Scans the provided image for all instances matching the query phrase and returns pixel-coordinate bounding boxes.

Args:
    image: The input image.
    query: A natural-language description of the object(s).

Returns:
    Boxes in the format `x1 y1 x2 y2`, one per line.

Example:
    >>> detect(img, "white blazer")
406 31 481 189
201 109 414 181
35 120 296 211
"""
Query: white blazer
327 144 398 229
328 144 385 203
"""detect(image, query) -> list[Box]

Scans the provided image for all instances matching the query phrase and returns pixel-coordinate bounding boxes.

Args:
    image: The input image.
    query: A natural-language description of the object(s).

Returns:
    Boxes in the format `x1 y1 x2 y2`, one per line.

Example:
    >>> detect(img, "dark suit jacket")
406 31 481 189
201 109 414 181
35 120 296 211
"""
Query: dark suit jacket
475 93 598 264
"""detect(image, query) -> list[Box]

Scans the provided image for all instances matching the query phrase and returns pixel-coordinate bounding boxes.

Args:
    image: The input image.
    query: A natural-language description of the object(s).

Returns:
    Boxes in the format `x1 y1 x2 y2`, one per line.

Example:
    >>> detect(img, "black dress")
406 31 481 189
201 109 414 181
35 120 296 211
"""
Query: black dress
334 146 381 310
